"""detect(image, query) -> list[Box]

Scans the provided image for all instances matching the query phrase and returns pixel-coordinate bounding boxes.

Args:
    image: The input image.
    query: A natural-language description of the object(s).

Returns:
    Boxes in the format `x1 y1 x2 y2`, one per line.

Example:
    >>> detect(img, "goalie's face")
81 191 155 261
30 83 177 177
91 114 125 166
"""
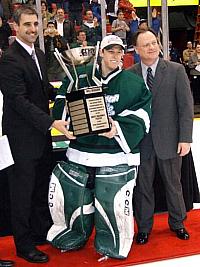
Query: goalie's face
100 45 123 76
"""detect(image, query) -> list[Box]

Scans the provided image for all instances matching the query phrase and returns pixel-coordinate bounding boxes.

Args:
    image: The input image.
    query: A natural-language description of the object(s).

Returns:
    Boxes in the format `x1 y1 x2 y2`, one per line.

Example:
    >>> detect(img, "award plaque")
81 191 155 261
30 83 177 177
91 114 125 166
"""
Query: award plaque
66 86 110 136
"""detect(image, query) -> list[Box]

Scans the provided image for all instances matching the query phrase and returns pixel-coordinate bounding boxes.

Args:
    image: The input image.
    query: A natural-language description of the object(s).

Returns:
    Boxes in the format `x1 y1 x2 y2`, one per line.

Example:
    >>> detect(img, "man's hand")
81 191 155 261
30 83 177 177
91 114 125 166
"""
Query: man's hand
52 120 76 140
99 118 117 139
177 142 191 157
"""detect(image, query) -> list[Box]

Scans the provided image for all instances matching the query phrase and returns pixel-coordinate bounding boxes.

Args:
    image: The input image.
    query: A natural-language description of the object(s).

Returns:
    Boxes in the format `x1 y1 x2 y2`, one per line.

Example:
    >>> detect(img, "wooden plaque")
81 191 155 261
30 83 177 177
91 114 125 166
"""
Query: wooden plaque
66 86 110 136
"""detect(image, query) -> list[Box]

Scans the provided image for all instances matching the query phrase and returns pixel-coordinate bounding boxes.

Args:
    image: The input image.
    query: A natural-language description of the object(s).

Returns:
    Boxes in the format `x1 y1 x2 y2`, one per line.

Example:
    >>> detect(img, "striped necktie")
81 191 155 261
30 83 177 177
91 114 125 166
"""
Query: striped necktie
147 67 154 91
31 50 37 62
31 50 42 79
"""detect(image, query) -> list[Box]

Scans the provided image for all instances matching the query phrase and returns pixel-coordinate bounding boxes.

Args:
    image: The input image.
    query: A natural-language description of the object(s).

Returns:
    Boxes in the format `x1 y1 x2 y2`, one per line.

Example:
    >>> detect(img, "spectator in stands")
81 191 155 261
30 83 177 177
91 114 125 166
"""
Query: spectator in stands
111 9 130 46
0 15 12 57
169 40 182 63
70 29 92 48
0 1 3 18
183 41 195 66
68 0 83 26
54 7 75 44
188 43 200 104
41 0 53 30
138 19 148 30
81 9 102 45
1 0 12 20
151 8 161 35
106 0 119 24
183 41 195 78
44 21 66 81
90 0 101 22
127 10 139 48
129 10 140 34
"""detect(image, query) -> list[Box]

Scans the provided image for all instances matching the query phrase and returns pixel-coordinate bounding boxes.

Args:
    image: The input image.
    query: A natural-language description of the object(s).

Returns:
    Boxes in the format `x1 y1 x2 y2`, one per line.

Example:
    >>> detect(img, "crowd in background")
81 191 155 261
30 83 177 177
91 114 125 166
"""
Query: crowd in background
0 0 199 102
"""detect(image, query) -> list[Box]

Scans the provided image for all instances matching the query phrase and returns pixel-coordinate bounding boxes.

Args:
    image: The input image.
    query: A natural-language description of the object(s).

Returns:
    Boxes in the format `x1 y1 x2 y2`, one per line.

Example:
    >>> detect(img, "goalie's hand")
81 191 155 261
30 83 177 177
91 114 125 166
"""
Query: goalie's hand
99 117 117 139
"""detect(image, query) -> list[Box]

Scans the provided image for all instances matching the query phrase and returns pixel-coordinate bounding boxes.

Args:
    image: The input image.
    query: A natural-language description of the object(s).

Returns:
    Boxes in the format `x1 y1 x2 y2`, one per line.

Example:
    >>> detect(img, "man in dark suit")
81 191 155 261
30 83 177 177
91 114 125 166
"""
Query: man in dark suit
0 5 73 263
54 8 75 44
129 29 193 245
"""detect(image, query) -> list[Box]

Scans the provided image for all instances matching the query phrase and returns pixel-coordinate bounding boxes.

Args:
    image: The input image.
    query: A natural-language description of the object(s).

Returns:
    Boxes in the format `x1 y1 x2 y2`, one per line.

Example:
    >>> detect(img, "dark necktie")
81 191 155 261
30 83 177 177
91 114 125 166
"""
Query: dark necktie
31 50 37 62
31 50 42 79
147 67 154 91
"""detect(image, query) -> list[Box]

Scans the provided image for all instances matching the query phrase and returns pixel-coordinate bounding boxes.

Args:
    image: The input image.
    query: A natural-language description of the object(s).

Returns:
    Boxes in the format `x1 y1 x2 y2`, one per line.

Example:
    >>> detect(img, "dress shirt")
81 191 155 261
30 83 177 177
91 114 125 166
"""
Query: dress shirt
16 38 42 79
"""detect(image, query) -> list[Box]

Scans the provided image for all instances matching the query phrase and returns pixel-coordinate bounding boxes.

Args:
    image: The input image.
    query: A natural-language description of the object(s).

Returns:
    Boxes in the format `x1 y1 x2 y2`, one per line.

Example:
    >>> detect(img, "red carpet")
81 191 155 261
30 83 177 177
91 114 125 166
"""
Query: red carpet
0 209 200 267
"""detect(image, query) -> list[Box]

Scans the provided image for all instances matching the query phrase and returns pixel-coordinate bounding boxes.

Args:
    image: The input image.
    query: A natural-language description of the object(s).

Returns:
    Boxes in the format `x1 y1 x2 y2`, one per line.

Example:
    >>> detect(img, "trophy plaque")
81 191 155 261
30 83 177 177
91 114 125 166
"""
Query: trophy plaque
66 86 110 136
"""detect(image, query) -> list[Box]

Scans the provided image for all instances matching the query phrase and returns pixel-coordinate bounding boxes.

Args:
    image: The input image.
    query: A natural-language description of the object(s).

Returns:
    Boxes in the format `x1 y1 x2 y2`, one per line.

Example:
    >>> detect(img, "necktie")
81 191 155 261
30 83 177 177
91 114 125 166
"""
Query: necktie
31 50 37 62
31 50 42 79
146 67 154 91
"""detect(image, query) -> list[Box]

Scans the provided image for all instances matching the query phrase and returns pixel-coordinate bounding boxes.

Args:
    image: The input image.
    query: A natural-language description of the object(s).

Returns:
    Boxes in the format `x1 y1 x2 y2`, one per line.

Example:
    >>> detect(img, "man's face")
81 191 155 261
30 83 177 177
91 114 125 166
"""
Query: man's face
139 22 148 30
135 31 160 65
77 32 86 42
57 9 65 20
196 45 200 53
14 14 38 47
47 23 55 34
86 11 94 22
100 45 123 73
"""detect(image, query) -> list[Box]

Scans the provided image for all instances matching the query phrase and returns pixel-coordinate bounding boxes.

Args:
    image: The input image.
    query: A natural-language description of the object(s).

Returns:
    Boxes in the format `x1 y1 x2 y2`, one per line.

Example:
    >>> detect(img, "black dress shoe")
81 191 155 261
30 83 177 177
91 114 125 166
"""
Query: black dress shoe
0 259 14 267
170 227 190 240
17 248 49 263
136 232 149 244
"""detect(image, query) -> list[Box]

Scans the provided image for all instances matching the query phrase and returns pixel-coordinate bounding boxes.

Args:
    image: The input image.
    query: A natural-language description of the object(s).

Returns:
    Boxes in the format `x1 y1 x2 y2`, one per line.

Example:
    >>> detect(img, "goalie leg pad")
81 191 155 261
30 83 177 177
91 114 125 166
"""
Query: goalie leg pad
94 165 137 259
47 161 95 250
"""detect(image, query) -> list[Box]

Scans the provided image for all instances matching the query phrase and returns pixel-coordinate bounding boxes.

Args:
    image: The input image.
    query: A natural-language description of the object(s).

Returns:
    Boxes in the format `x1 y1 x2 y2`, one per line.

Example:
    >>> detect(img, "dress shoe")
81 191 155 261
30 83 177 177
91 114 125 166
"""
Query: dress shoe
0 259 14 267
170 227 190 240
136 232 149 244
17 248 49 263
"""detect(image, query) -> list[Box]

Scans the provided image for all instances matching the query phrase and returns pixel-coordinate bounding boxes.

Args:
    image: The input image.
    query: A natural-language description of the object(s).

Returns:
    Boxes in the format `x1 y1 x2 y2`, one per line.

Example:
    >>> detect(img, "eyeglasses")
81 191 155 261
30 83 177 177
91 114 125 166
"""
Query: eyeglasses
139 41 158 48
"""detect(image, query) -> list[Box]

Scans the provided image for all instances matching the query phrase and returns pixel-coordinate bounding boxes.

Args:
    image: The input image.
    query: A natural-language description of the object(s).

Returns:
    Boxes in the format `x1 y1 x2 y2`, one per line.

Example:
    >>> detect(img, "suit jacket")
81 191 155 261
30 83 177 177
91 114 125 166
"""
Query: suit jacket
129 58 193 160
188 53 200 76
54 20 75 44
0 41 54 160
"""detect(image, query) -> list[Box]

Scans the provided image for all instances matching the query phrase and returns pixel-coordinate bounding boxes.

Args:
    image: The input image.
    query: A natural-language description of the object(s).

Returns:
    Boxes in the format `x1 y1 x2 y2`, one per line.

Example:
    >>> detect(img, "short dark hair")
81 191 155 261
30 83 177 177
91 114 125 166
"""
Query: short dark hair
41 0 48 9
47 21 55 27
117 9 123 16
132 28 157 46
76 29 86 36
12 5 38 25
84 9 93 16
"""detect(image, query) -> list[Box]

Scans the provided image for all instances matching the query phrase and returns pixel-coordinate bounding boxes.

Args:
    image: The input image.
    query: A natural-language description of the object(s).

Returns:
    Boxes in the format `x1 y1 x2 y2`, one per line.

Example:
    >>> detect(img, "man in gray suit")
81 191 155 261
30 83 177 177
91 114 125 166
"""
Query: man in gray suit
129 29 193 244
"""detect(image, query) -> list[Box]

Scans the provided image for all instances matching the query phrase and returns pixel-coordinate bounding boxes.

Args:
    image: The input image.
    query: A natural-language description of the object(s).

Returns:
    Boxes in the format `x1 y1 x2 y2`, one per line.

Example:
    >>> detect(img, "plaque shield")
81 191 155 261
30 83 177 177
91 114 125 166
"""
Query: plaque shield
66 86 110 136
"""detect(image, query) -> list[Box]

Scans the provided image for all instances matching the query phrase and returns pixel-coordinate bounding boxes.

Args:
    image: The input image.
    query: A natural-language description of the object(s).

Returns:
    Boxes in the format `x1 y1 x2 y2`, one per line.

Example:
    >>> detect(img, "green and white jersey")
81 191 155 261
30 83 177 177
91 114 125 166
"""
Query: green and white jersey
53 65 151 167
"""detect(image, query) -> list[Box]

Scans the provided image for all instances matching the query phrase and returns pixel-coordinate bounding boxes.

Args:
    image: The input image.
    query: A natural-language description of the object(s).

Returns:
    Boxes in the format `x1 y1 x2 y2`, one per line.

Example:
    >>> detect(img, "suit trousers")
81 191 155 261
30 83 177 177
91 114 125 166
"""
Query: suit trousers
134 149 186 233
7 139 53 252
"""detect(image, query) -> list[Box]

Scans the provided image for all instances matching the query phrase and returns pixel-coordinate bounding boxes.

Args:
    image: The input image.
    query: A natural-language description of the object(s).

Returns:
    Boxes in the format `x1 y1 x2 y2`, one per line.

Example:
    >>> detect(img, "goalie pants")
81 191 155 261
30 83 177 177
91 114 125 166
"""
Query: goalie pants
47 161 137 259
